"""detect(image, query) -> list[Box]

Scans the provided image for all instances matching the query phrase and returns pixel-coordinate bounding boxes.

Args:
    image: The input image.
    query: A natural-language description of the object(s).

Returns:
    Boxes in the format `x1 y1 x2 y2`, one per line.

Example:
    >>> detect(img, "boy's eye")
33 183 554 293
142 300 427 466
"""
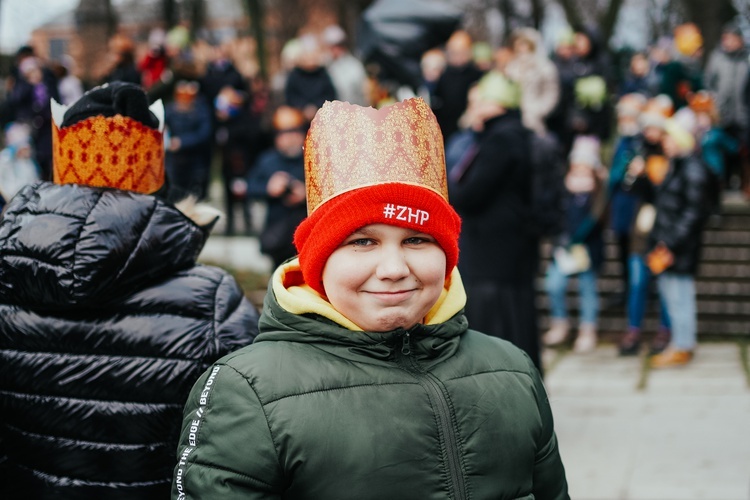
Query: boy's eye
404 236 432 245
349 238 374 246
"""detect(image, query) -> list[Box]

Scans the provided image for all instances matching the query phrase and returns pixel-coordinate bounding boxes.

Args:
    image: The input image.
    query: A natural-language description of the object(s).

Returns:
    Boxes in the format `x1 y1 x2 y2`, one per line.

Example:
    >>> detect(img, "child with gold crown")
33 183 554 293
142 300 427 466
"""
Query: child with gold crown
172 98 569 499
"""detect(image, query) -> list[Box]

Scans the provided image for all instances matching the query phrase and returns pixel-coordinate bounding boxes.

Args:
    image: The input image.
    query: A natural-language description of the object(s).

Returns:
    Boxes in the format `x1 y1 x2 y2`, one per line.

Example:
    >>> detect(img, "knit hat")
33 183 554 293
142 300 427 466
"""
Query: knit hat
476 70 522 109
568 135 602 168
616 93 647 119
674 23 703 56
639 94 673 130
293 98 461 296
51 82 165 194
664 118 696 154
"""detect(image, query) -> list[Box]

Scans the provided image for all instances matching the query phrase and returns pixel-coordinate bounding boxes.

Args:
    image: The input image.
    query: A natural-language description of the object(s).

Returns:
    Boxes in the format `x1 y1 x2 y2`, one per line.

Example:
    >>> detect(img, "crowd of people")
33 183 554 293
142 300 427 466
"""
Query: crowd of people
0 19 744 361
0 15 746 498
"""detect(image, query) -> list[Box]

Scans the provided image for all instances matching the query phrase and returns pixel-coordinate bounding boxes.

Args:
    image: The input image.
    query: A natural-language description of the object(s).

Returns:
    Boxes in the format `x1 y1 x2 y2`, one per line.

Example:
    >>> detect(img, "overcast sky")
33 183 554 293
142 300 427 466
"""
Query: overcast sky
0 0 78 53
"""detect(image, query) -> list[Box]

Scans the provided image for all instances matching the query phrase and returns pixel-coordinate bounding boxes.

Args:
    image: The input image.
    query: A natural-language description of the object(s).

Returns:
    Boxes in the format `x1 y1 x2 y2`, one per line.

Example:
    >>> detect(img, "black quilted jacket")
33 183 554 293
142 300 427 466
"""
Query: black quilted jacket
0 182 259 499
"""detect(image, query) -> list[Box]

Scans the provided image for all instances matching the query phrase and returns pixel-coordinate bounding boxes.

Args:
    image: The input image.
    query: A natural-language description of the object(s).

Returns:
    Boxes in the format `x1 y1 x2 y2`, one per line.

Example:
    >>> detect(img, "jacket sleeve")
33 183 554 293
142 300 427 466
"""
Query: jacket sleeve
448 129 524 214
174 104 213 149
660 160 707 252
212 270 260 354
529 363 570 500
172 362 283 499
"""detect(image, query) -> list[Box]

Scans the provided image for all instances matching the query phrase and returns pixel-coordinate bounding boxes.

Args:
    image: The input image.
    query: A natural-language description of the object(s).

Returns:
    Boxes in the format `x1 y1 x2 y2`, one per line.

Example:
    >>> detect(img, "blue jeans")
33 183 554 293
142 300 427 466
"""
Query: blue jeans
627 254 671 329
657 272 697 350
545 262 599 325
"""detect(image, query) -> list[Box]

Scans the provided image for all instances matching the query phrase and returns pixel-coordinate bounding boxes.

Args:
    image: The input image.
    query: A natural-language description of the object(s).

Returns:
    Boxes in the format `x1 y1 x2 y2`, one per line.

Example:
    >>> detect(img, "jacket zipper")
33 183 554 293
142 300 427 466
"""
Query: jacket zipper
399 331 468 500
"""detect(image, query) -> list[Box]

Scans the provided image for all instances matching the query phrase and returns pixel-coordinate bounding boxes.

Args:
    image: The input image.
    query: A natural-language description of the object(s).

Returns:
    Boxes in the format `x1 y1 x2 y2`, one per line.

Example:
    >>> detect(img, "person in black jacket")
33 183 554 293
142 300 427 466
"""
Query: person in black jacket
448 70 542 372
629 118 709 368
247 105 307 267
165 80 213 202
214 85 266 236
0 82 259 499
431 30 484 144
283 34 338 122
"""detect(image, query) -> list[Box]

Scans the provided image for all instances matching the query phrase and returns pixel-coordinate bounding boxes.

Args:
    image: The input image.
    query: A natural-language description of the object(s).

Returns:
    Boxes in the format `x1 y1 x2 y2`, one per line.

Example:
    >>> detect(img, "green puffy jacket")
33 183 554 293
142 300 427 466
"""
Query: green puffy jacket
172 264 568 500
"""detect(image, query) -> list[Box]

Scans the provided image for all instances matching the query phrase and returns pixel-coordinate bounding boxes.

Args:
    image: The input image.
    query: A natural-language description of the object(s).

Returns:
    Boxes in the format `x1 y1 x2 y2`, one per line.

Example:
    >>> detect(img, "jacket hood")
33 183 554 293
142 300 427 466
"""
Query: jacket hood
254 258 469 361
0 182 210 308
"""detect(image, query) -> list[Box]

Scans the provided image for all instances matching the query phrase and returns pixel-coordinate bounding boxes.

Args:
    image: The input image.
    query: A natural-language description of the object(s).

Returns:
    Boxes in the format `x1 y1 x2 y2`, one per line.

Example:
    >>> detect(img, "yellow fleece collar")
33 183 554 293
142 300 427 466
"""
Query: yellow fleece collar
272 258 466 331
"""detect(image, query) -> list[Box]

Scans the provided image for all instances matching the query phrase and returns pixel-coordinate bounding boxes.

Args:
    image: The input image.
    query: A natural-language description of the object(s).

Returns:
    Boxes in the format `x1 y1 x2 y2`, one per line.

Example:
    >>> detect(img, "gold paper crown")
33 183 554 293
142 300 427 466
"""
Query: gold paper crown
304 98 448 214
51 99 165 194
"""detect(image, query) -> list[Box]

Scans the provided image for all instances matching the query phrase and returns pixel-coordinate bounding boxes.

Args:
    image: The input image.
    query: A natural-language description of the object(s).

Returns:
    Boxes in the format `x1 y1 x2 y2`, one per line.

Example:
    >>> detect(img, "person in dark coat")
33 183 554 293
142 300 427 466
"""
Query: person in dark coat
199 42 247 113
431 30 484 144
171 97 568 500
101 34 142 86
214 85 266 236
164 80 213 202
247 105 307 267
448 71 542 372
542 137 608 353
566 30 613 150
283 34 338 123
636 119 710 368
5 56 59 181
0 82 259 499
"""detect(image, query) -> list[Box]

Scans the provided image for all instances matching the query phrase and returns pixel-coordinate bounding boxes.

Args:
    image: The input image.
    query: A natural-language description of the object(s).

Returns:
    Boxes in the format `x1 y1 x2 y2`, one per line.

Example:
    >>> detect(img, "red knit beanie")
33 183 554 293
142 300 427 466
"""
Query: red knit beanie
293 98 461 296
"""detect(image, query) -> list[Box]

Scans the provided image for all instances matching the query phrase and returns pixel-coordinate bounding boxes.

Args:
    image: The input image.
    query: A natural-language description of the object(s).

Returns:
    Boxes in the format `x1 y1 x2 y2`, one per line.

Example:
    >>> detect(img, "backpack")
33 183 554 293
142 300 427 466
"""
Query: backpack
527 131 565 238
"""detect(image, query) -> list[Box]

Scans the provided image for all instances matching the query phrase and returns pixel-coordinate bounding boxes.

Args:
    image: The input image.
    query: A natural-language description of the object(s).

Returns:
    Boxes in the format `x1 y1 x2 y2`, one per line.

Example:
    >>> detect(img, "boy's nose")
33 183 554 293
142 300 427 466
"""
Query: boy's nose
375 245 410 281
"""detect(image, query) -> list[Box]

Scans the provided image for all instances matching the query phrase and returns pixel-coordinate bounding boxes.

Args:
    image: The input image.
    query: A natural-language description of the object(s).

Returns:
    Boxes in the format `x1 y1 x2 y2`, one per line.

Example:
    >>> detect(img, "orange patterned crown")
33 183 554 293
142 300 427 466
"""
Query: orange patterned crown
304 98 448 214
51 99 165 194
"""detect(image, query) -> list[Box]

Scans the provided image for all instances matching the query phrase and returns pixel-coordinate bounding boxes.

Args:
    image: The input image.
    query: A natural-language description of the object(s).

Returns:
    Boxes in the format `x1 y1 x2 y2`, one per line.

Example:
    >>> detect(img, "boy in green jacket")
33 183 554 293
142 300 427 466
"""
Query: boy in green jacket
172 98 569 499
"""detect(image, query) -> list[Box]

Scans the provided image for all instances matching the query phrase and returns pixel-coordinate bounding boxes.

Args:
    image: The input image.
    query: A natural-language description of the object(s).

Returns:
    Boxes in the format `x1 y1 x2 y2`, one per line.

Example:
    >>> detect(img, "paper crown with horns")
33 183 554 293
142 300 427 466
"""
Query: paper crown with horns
51 82 166 195
293 98 461 296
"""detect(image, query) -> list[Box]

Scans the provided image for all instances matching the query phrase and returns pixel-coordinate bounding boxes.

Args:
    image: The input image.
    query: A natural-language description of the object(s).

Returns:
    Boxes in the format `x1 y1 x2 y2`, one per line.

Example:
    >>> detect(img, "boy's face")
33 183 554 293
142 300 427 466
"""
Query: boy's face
322 223 446 332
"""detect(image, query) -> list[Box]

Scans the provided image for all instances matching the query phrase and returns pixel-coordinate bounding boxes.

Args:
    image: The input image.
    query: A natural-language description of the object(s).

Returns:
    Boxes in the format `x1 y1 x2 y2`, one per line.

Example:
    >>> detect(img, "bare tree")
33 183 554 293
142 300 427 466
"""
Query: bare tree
682 0 737 58
75 0 118 85
162 0 178 29
244 0 267 78
557 0 624 46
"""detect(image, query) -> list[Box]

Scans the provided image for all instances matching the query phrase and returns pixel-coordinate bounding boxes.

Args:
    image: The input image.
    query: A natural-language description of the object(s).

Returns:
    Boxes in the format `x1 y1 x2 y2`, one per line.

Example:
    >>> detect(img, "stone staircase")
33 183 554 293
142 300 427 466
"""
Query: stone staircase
537 199 750 340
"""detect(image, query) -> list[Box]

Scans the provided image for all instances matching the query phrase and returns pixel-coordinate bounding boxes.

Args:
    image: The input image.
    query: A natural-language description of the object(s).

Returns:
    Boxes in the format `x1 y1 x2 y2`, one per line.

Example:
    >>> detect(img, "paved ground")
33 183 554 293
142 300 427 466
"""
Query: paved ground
198 236 750 500
545 343 750 500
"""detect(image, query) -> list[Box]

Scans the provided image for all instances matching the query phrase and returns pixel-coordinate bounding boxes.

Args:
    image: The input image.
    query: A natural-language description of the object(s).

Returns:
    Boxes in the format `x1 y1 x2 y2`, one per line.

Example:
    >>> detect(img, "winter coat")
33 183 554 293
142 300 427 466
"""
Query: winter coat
247 148 305 228
0 182 259 499
200 61 246 114
704 47 749 128
165 97 213 153
171 260 569 500
648 155 710 275
506 52 560 135
432 63 485 142
284 66 338 111
449 110 536 285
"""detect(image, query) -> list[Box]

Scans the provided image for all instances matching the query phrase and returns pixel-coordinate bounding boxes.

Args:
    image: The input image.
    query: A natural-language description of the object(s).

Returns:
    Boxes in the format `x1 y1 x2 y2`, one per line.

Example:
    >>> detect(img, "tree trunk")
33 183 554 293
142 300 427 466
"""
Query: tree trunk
600 0 624 46
530 0 544 30
681 0 737 60
188 0 205 41
75 0 117 86
245 0 267 79
557 0 585 32
162 0 177 29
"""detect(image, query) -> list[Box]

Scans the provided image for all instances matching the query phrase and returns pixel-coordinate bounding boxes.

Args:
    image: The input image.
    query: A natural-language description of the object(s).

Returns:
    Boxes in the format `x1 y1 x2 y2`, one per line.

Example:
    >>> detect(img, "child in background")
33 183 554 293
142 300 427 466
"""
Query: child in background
0 122 40 204
617 98 675 356
543 136 608 353
608 93 648 302
214 85 265 236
